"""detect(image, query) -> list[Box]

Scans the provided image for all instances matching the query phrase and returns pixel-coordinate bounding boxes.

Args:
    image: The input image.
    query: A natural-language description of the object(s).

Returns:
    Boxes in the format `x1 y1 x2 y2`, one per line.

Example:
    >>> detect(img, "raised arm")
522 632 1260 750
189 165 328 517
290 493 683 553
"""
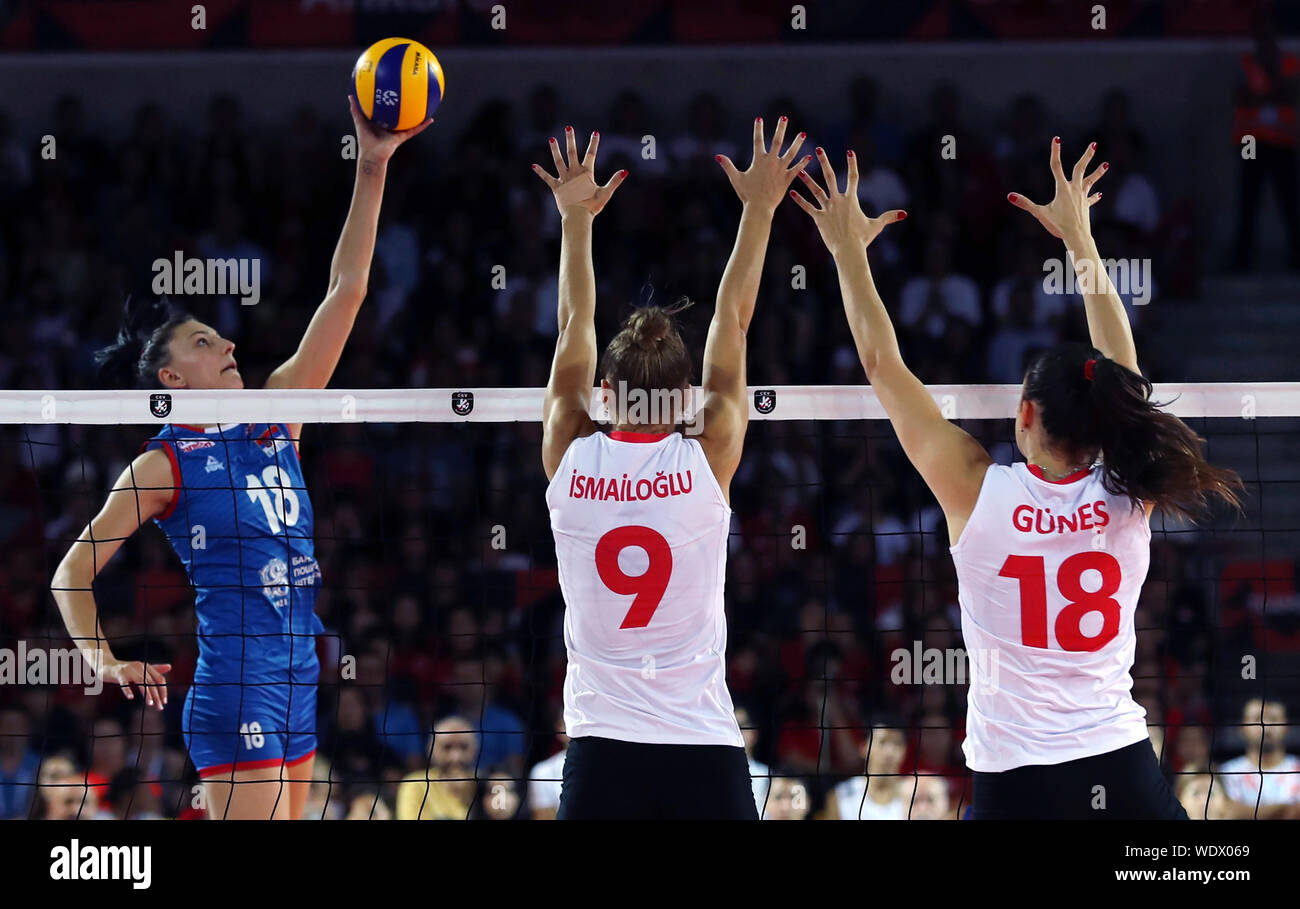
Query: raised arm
696 117 809 495
792 148 991 542
50 450 176 709
534 127 627 480
266 97 431 394
1008 138 1137 373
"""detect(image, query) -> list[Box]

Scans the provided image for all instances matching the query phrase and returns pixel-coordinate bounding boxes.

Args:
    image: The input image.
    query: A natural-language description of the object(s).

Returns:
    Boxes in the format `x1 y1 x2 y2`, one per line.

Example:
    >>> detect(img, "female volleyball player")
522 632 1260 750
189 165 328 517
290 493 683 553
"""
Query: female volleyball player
533 119 809 819
791 138 1242 819
49 98 429 820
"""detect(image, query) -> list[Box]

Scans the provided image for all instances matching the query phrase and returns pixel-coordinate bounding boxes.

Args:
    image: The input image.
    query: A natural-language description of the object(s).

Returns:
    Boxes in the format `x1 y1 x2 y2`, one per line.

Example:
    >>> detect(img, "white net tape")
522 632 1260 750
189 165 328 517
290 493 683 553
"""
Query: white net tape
2 383 1297 425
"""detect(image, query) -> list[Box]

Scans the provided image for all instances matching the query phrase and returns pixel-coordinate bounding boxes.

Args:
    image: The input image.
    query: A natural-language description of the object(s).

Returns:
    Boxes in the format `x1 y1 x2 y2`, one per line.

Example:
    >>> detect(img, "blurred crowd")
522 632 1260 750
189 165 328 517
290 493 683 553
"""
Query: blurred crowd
0 76 1295 819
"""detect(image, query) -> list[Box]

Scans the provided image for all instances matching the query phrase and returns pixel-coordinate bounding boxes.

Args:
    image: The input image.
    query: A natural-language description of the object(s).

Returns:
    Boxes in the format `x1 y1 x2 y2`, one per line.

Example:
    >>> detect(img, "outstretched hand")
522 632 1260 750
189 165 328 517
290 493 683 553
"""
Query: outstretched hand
716 116 810 212
348 95 432 166
790 147 906 257
532 127 627 217
1007 137 1107 244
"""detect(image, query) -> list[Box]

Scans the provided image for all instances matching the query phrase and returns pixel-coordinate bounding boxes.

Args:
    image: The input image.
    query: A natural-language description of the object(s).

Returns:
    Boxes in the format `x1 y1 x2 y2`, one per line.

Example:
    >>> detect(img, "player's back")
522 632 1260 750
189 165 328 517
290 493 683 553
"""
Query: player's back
545 430 742 747
950 462 1151 771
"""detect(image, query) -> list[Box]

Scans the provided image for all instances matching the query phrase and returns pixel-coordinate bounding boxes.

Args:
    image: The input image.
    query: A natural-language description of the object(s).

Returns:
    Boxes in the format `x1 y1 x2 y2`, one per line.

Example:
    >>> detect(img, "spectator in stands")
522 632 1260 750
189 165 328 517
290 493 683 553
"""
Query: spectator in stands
764 774 811 821
1177 772 1235 820
444 656 526 776
526 714 568 821
0 705 40 819
669 92 739 169
107 767 163 820
345 789 392 820
34 755 92 820
476 770 523 820
602 90 664 176
1231 11 1300 270
985 276 1056 384
1218 698 1300 812
84 716 128 815
898 236 981 340
908 774 953 820
991 244 1071 330
395 715 478 820
825 722 911 820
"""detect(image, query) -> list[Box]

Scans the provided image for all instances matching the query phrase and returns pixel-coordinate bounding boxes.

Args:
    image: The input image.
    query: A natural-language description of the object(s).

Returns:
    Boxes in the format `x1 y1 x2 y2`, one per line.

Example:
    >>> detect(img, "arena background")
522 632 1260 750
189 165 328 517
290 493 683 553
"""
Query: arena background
0 0 1298 822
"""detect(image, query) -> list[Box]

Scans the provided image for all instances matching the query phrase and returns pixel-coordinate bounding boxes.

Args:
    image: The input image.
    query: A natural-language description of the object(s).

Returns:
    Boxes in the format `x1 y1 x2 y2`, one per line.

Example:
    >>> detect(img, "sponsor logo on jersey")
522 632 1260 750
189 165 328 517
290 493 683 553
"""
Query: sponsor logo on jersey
452 391 474 416
754 389 776 415
176 439 215 452
204 455 224 473
259 557 290 609
149 393 172 418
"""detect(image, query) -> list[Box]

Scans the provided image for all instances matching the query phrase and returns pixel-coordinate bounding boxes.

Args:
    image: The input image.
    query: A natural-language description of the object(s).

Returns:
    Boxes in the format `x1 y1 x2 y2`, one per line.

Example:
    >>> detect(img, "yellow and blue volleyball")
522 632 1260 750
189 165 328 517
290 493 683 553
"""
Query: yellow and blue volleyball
352 38 445 131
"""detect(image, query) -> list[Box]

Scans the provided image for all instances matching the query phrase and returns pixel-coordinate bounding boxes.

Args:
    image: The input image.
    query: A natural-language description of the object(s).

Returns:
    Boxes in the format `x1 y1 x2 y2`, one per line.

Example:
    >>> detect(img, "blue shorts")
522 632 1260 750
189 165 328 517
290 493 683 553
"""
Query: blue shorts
184 664 319 779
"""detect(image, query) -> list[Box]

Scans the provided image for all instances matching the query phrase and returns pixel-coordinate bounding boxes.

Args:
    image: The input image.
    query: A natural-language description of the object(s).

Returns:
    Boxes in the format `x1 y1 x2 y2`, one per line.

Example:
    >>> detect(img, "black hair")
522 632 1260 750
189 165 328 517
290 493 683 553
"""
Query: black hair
1023 343 1244 522
93 295 191 388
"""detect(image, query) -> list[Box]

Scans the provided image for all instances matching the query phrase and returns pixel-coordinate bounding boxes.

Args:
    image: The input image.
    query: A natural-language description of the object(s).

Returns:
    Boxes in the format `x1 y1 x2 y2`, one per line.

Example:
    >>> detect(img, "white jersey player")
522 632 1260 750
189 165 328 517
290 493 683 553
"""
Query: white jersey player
534 118 811 818
793 137 1242 818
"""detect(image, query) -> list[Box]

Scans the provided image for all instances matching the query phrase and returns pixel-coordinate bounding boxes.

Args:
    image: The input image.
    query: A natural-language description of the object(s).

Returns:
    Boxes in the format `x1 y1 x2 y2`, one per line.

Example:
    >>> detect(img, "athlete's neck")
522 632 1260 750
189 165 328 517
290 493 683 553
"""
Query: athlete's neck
611 423 675 435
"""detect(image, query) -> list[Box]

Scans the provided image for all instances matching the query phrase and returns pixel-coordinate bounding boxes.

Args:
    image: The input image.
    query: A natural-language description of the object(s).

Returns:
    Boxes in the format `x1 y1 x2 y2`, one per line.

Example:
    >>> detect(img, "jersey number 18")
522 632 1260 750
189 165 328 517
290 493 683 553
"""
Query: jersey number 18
999 551 1122 652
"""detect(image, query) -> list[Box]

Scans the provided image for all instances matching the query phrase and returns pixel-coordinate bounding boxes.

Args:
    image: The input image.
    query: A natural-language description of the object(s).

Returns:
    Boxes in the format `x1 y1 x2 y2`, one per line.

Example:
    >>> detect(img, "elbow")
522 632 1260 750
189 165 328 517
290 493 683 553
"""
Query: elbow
328 276 369 306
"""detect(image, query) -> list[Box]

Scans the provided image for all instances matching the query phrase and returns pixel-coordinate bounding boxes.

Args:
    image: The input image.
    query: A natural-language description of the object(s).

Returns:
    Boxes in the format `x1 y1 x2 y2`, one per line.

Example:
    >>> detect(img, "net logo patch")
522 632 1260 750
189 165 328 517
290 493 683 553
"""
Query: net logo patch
754 389 776 415
149 393 172 418
451 392 474 416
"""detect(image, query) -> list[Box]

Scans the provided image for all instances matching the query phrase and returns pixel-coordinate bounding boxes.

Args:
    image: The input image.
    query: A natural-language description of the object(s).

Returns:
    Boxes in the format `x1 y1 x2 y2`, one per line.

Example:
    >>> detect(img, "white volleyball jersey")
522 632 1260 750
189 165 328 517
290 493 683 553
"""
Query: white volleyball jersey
950 462 1151 772
545 429 743 748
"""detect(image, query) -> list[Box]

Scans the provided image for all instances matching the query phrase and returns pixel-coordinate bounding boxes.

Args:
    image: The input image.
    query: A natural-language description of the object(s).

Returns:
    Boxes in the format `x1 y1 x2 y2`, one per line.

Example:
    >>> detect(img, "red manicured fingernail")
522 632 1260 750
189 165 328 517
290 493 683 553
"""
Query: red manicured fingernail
593 131 599 137
896 211 907 221
1053 136 1060 144
1096 192 1102 199
565 126 573 133
1102 162 1109 170
715 154 723 162
816 146 824 154
549 137 557 144
1008 193 1018 202
1090 141 1097 150
847 149 855 158
799 132 806 139
755 116 762 123
789 191 798 199
780 115 788 122
619 170 628 178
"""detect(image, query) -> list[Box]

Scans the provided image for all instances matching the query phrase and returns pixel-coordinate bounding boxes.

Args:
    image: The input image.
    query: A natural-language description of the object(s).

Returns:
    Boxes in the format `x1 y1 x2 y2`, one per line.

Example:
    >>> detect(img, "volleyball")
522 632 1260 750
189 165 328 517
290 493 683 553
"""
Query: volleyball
351 37 445 131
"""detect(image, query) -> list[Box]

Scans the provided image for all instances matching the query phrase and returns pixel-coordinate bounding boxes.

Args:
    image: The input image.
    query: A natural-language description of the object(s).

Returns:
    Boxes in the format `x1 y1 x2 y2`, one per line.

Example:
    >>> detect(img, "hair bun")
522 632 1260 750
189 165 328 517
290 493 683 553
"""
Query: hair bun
627 307 672 351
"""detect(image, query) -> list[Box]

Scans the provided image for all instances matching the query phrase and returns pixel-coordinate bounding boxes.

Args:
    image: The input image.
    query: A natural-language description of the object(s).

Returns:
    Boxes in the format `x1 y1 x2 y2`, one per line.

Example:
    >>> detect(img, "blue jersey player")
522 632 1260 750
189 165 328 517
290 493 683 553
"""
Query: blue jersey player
51 99 431 819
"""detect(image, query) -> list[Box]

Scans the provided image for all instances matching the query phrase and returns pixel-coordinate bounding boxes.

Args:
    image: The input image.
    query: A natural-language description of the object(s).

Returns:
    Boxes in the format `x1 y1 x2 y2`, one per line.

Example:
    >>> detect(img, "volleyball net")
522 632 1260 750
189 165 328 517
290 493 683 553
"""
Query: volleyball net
0 383 1297 820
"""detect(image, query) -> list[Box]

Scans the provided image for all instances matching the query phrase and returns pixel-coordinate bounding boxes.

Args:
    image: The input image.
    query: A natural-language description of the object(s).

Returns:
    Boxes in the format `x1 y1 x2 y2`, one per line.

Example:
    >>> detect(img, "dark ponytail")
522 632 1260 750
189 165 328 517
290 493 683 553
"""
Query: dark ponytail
1023 343 1243 522
93 296 191 388
600 297 695 394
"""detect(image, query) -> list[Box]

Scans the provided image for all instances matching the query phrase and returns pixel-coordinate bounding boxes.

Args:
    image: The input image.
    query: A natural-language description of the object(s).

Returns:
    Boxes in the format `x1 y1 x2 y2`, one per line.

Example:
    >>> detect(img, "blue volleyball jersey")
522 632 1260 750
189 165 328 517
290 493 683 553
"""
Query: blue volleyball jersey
144 423 323 683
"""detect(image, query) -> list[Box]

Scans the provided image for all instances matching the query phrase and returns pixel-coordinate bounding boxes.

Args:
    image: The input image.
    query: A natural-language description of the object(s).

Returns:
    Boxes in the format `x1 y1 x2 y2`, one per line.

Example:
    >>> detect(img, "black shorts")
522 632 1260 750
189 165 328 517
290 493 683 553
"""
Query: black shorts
556 736 759 820
972 738 1188 820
